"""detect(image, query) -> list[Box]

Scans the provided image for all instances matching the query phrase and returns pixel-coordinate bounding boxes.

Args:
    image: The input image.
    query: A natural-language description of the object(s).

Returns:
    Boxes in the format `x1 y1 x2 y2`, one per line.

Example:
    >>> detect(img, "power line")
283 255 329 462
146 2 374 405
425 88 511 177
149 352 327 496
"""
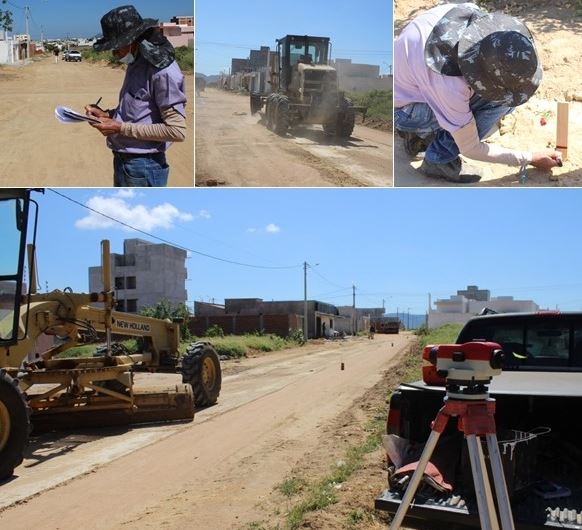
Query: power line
47 189 300 271
309 265 350 290
311 287 353 299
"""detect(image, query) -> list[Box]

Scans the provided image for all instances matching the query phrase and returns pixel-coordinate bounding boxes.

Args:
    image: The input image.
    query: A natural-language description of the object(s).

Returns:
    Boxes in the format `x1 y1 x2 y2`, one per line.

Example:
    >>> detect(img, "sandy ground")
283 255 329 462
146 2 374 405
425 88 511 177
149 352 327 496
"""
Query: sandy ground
195 88 393 187
0 56 194 187
0 333 413 530
394 0 582 187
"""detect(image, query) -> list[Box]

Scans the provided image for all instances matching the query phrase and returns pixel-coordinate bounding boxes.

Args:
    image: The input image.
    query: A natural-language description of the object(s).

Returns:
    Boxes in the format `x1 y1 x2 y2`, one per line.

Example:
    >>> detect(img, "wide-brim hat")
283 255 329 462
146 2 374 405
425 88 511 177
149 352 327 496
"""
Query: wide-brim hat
94 5 158 52
425 6 542 106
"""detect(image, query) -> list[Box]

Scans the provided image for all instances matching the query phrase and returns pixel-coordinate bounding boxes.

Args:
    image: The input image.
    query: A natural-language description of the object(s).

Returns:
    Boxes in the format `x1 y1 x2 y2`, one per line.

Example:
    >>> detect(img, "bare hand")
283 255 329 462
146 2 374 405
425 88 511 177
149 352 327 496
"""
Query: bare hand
90 117 122 136
84 105 109 119
531 151 562 171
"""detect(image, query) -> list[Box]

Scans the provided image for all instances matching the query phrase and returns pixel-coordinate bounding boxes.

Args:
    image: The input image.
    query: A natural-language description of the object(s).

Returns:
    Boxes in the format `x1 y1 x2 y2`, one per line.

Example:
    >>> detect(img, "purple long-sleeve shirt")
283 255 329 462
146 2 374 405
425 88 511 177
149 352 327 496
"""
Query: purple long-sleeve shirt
107 54 187 154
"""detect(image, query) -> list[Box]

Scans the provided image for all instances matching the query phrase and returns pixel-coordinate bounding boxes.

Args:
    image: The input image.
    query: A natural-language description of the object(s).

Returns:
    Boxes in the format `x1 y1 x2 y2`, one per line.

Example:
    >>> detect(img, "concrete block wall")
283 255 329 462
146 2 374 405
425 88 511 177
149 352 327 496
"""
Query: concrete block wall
188 314 300 337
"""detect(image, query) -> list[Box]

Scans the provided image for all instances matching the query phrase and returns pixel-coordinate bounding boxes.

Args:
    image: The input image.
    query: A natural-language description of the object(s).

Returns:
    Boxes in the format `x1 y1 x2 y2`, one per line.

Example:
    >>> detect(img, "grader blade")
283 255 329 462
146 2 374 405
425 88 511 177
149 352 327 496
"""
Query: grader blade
30 385 195 432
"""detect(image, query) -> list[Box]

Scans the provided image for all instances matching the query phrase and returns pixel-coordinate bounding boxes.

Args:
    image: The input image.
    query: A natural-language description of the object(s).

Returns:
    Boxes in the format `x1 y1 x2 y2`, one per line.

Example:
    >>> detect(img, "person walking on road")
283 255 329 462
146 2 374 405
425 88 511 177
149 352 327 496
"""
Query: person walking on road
394 3 561 183
85 5 188 187
368 324 375 340
53 47 60 64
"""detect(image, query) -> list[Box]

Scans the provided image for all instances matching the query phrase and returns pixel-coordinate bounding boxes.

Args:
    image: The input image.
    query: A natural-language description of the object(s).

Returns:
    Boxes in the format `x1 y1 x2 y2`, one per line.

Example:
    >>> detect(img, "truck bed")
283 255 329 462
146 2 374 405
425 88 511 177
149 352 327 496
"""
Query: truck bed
376 487 582 529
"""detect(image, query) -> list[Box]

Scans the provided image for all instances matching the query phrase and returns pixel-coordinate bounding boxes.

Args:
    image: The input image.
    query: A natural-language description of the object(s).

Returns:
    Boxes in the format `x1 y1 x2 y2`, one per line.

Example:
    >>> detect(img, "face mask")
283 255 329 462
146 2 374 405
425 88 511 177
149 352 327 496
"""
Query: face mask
119 51 135 65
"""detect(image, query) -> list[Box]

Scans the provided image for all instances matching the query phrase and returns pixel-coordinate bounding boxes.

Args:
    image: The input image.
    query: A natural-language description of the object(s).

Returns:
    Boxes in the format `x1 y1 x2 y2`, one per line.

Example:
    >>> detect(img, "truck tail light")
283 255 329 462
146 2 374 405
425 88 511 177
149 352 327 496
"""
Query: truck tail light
387 392 401 435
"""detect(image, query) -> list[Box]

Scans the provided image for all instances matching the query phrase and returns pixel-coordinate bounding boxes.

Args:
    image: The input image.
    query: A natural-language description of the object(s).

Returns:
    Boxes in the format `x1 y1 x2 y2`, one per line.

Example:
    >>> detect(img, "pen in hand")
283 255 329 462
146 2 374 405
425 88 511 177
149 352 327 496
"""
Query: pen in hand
93 96 103 109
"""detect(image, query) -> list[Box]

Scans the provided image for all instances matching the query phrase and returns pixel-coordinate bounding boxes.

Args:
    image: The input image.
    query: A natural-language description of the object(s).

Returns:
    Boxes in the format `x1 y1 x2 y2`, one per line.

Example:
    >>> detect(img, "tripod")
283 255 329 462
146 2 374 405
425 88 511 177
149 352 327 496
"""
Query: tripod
389 394 515 530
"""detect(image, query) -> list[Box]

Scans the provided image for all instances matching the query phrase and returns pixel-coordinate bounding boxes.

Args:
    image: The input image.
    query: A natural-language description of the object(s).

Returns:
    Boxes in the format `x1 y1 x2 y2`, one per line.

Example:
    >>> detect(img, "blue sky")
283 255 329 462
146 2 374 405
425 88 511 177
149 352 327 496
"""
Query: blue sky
196 0 393 75
20 188 582 316
4 0 192 40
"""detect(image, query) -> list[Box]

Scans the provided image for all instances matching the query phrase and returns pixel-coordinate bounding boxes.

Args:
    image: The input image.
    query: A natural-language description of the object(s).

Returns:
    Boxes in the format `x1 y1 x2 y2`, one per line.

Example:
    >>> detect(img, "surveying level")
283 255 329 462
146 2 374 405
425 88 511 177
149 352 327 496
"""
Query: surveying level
390 341 515 530
422 341 504 399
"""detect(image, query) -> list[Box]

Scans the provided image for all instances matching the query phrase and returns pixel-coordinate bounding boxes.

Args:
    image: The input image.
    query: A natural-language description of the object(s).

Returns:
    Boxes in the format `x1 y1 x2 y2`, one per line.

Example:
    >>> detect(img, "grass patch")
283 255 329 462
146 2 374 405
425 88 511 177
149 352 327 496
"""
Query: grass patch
56 339 140 359
197 333 303 358
348 89 393 121
417 323 462 348
346 509 366 526
53 333 300 360
81 45 193 72
278 477 307 498
244 523 269 530
174 46 193 72
81 48 118 66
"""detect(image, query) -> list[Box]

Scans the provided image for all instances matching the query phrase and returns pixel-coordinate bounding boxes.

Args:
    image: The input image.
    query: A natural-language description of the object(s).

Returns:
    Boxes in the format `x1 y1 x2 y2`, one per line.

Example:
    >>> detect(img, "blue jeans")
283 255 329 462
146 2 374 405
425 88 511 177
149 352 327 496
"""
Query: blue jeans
395 95 513 164
113 152 169 187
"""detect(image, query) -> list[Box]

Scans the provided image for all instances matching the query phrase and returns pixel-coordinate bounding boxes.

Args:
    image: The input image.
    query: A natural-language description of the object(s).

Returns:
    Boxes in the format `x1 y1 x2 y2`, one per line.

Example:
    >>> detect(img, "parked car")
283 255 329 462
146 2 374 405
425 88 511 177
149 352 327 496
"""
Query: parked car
64 50 82 62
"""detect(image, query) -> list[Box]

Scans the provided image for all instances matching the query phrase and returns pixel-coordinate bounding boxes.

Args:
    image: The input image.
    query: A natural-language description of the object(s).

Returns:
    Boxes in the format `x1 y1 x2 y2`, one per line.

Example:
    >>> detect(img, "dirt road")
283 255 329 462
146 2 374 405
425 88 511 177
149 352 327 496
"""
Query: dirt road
0 334 412 530
394 0 582 187
195 88 393 187
0 56 193 187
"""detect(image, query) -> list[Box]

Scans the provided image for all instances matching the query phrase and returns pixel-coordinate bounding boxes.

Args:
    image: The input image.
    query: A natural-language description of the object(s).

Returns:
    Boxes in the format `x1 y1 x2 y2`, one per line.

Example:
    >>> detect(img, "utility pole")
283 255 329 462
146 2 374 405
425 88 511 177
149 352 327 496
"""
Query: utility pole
303 261 308 340
427 293 431 328
352 284 356 335
407 308 411 330
382 298 385 313
24 6 30 61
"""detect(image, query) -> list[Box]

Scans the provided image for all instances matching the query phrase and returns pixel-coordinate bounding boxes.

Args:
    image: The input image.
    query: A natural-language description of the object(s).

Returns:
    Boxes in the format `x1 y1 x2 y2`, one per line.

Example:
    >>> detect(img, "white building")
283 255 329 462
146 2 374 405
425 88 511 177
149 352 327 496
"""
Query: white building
332 59 393 93
428 285 539 328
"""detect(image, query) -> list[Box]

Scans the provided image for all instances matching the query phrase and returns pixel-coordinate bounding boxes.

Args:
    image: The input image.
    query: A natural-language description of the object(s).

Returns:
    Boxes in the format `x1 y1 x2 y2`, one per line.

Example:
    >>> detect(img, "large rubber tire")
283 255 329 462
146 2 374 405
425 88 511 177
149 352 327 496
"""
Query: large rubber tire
337 97 356 138
274 95 290 136
0 370 29 481
250 93 262 115
265 94 277 130
179 342 221 407
323 96 356 138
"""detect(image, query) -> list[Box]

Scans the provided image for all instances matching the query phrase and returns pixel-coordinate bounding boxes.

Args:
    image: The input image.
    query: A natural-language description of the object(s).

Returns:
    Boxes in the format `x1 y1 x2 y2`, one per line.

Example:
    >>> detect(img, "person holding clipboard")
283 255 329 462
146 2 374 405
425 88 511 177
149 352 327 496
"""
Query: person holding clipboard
85 5 188 187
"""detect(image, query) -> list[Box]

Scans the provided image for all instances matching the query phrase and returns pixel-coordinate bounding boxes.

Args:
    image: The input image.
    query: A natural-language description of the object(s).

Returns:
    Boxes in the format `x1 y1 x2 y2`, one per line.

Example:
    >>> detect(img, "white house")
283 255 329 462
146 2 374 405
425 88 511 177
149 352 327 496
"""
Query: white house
428 285 539 328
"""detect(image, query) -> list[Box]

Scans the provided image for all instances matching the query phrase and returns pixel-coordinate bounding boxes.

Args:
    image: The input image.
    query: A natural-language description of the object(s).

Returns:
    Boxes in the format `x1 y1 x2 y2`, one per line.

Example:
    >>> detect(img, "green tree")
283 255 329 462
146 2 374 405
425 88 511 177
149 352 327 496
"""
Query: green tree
0 0 13 35
139 299 192 340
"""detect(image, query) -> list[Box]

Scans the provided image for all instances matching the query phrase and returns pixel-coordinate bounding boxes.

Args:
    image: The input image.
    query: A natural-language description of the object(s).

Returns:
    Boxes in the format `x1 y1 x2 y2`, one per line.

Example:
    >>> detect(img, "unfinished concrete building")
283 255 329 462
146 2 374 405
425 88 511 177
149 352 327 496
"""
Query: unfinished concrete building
89 239 187 313
194 298 353 339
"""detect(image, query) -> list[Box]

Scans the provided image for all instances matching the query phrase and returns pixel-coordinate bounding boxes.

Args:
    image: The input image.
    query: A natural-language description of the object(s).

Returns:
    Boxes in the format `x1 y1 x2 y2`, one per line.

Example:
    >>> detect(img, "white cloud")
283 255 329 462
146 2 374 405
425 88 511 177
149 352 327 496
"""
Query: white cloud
197 209 211 219
113 189 136 199
75 195 193 231
246 224 281 234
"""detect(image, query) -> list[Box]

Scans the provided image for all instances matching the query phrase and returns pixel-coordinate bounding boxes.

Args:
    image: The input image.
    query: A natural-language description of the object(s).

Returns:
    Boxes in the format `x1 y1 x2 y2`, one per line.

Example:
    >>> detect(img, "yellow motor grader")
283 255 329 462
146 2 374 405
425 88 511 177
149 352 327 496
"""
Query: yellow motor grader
0 189 221 480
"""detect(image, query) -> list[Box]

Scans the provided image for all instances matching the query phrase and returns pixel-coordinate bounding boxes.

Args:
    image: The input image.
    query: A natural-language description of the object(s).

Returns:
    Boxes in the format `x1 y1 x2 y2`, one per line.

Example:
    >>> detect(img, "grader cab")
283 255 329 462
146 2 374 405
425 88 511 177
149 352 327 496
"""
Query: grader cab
0 189 221 481
250 34 367 137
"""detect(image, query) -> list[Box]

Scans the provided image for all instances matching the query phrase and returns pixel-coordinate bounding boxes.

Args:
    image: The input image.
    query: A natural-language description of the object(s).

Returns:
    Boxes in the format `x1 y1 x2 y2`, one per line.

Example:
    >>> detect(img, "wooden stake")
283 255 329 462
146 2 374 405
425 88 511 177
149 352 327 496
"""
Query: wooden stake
556 102 569 160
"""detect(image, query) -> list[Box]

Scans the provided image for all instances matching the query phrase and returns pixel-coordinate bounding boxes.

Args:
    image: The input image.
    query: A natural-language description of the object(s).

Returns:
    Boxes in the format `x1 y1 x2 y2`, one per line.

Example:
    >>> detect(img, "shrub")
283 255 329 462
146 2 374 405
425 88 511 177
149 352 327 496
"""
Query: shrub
174 46 193 72
348 89 393 120
288 328 305 345
205 324 224 338
139 300 191 340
